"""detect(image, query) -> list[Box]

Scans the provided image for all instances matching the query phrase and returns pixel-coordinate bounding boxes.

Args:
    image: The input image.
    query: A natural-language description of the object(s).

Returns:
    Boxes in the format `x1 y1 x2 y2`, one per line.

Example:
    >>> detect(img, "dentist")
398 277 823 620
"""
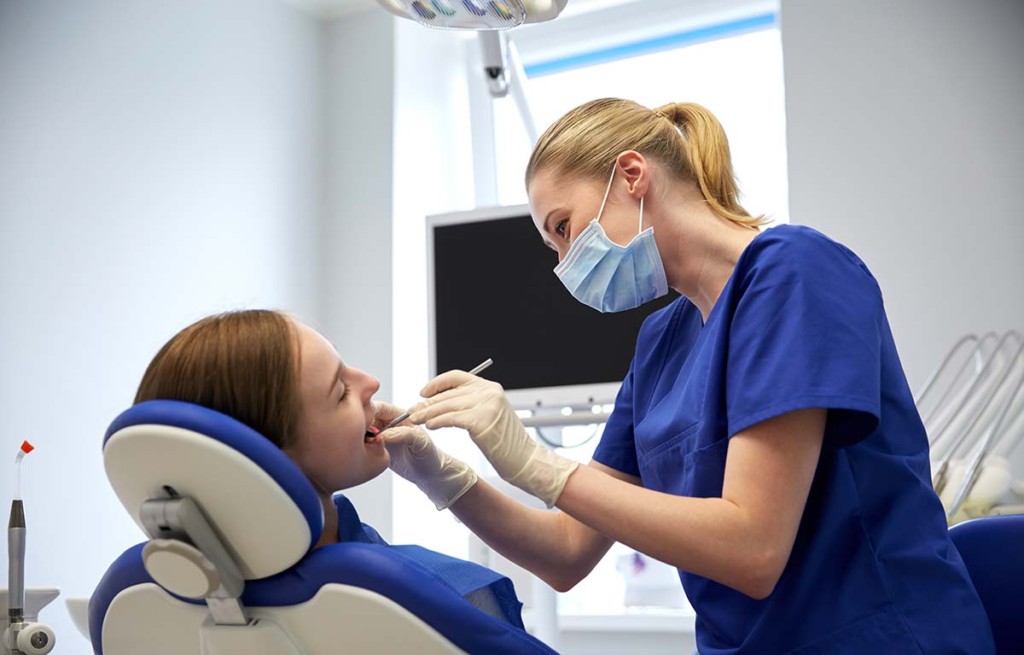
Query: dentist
382 98 994 653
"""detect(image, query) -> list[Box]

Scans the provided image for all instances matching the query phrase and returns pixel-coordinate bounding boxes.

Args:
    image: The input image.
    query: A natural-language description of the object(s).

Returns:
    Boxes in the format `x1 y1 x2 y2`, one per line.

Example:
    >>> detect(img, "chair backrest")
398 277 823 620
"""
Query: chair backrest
92 400 558 655
949 514 1024 653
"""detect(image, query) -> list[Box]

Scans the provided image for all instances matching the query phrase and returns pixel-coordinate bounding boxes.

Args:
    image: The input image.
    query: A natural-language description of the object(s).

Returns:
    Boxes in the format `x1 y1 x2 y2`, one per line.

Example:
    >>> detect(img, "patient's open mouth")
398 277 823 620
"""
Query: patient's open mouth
364 426 380 443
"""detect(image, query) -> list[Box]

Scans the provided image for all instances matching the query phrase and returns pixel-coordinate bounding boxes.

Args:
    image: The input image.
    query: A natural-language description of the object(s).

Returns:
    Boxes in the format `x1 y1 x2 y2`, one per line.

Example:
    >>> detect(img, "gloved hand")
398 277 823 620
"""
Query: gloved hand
375 402 478 511
408 371 579 508
373 401 409 431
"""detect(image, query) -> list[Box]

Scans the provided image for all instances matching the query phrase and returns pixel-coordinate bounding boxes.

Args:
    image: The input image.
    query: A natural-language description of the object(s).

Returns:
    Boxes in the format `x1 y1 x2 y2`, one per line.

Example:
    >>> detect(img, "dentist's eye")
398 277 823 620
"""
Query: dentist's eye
554 219 568 238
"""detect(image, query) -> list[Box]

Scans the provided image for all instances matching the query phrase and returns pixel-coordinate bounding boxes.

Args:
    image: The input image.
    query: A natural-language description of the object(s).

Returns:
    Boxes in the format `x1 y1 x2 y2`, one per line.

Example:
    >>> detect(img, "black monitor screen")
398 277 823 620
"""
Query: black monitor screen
431 212 678 392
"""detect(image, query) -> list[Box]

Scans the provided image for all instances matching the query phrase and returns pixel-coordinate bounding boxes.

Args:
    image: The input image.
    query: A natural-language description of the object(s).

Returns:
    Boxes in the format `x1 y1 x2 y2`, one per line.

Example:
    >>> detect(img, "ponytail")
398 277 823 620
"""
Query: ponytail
527 98 765 228
654 102 763 227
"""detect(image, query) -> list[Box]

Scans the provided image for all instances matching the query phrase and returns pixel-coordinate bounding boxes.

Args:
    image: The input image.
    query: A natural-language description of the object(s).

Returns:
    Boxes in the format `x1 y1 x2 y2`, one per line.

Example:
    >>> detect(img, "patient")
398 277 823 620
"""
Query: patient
132 309 521 625
135 309 393 548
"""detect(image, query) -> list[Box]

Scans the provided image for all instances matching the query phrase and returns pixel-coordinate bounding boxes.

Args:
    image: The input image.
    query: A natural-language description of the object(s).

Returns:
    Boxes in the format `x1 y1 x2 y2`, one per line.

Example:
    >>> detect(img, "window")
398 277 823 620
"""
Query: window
494 11 788 227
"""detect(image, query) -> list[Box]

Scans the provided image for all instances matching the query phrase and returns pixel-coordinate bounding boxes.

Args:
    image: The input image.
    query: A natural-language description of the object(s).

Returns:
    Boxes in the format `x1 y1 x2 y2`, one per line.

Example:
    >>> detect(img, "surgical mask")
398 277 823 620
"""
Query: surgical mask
553 165 669 313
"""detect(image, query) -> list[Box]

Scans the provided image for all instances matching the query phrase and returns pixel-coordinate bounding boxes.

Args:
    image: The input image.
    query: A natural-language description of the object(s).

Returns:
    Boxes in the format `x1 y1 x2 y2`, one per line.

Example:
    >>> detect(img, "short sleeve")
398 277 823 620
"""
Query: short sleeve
726 234 883 448
593 363 641 477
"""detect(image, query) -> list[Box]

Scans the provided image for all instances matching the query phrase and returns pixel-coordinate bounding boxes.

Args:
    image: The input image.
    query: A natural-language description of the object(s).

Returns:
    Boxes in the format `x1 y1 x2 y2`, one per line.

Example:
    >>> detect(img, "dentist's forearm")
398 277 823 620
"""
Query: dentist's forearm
554 409 826 599
449 476 613 592
556 465 771 596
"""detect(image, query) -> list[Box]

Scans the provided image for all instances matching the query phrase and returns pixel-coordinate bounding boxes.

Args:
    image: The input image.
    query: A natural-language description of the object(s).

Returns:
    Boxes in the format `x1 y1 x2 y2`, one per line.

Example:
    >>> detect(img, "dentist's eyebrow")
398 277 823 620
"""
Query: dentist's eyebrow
539 209 563 250
541 208 562 235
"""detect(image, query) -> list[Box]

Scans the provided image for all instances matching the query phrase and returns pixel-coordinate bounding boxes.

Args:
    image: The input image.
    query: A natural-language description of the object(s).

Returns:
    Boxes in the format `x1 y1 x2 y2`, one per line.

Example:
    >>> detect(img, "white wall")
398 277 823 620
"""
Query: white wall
0 0 322 651
390 23 479 553
319 9 397 541
781 0 1024 390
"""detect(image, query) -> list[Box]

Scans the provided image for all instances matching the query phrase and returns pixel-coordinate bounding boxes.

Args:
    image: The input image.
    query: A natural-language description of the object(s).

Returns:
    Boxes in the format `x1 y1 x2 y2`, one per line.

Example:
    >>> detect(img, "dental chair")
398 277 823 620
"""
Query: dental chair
89 400 559 655
948 514 1024 653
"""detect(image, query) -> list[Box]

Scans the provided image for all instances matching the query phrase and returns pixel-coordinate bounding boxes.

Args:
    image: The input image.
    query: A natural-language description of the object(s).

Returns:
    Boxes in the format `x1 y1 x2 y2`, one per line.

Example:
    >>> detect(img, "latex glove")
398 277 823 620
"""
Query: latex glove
373 401 409 431
408 371 579 508
376 401 478 510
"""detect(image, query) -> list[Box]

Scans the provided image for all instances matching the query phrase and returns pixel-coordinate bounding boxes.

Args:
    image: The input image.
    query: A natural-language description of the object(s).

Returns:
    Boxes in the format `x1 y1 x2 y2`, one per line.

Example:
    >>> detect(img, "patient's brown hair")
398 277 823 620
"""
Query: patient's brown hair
134 310 302 450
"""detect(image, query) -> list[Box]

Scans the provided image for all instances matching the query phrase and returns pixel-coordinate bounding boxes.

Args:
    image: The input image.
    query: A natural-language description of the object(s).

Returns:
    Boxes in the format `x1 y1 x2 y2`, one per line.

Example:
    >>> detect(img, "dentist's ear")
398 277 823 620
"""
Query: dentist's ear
615 150 650 199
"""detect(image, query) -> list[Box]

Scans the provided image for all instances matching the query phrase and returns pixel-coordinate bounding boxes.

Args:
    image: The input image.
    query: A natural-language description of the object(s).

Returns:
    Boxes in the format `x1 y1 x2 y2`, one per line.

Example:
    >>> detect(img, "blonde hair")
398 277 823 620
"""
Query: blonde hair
525 98 765 227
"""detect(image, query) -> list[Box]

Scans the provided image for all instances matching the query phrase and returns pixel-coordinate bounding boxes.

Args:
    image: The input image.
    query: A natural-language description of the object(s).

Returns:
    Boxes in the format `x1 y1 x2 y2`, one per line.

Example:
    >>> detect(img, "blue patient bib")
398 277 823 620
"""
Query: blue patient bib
333 495 525 628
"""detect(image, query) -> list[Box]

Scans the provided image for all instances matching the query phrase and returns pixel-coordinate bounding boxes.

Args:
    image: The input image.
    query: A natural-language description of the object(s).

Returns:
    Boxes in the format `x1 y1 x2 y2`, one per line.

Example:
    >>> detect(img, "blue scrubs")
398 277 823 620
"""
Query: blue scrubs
594 225 994 654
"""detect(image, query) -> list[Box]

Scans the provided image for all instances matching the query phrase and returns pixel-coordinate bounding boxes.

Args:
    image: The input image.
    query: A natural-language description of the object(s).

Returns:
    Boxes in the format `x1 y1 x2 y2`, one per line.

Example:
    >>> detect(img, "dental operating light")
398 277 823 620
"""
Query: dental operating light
376 0 568 30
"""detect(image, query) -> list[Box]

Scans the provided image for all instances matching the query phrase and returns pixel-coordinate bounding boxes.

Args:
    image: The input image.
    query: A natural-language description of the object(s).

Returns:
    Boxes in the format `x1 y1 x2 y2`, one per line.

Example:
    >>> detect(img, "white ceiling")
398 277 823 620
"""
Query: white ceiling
280 0 376 19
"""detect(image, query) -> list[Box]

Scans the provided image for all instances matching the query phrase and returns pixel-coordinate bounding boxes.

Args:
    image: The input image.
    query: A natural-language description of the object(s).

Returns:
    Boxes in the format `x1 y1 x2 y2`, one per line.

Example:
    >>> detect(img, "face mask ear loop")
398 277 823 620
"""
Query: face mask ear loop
638 195 645 235
595 164 618 225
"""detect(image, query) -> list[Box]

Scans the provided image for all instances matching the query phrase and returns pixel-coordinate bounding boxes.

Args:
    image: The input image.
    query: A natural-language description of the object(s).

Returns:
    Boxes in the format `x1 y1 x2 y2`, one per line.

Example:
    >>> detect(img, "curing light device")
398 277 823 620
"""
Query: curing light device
3 441 56 655
376 0 567 30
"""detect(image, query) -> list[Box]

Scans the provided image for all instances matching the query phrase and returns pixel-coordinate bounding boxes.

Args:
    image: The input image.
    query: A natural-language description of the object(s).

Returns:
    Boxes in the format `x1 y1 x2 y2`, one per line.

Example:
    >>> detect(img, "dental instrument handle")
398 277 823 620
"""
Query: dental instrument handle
466 358 494 377
384 414 412 431
8 499 26 623
383 358 494 430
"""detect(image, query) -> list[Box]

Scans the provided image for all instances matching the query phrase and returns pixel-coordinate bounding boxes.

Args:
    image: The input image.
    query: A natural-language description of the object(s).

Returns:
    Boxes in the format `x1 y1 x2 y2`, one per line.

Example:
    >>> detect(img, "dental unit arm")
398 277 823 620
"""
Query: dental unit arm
376 0 547 148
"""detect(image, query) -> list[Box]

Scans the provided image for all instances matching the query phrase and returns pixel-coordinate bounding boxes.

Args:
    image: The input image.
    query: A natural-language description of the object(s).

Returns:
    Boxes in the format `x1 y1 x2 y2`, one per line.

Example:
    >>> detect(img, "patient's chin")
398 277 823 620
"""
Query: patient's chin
346 452 390 489
368 450 390 479
315 455 390 494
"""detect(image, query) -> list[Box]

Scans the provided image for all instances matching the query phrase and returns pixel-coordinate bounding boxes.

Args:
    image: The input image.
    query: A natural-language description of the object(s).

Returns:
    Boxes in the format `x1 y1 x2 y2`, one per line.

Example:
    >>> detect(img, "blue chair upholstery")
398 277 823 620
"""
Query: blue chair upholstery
91 400 559 655
949 514 1024 653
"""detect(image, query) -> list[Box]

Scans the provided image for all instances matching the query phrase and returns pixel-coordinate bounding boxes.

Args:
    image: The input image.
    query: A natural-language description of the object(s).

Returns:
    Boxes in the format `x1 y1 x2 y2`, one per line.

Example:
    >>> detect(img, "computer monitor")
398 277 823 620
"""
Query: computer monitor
427 204 678 410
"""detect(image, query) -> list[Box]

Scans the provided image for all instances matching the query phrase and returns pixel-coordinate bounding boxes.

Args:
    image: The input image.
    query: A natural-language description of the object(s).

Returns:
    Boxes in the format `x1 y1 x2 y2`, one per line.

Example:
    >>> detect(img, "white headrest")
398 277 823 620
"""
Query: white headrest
105 424 317 579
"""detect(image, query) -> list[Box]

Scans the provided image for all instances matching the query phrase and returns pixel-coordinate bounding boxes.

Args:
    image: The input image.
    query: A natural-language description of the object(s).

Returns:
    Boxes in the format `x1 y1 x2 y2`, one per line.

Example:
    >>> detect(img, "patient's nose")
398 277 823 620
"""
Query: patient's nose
356 368 381 399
